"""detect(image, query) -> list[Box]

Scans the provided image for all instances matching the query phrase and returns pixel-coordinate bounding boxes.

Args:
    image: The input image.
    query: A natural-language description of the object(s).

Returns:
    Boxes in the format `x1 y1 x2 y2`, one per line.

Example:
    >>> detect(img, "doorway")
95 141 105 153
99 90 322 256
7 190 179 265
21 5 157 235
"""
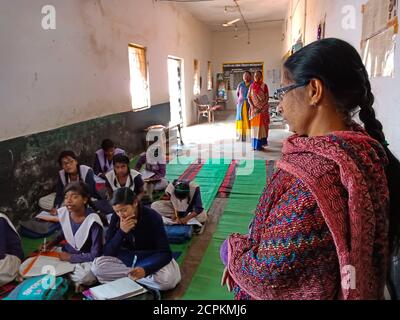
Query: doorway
168 57 184 127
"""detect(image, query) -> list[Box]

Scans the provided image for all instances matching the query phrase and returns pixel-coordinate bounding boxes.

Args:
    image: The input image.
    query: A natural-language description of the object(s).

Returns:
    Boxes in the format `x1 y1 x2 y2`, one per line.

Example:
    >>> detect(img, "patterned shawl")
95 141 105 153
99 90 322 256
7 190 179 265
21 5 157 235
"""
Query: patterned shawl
227 124 390 300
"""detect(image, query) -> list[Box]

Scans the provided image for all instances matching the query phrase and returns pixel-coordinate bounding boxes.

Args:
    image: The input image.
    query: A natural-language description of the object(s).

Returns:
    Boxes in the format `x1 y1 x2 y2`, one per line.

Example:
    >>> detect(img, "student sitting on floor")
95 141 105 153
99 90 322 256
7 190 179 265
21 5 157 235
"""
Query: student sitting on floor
0 213 24 286
38 151 104 215
151 180 207 227
93 139 125 179
134 148 168 201
43 182 105 288
91 188 181 291
105 154 144 201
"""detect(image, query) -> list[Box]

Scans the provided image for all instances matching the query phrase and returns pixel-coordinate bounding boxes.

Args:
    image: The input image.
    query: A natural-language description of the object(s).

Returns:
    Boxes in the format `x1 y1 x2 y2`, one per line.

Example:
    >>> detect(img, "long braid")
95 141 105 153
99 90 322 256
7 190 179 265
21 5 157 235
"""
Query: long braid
358 69 386 145
358 67 400 252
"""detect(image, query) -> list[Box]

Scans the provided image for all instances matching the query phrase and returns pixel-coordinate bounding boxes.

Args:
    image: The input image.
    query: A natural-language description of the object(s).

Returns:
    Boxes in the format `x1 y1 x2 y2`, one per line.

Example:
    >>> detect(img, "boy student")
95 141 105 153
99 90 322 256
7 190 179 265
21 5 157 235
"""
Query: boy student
93 139 125 179
151 179 207 228
42 182 105 287
91 188 181 291
105 154 144 200
0 213 24 286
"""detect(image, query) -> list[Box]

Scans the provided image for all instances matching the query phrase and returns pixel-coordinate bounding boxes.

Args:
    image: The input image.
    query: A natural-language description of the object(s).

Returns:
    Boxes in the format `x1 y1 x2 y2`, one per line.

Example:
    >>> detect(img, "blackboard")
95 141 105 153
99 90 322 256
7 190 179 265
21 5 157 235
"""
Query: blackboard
222 62 264 90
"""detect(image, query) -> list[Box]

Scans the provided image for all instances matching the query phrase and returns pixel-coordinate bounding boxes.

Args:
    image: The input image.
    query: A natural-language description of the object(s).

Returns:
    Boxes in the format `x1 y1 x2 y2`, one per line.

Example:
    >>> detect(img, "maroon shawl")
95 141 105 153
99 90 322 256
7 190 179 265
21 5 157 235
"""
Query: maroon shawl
227 125 389 300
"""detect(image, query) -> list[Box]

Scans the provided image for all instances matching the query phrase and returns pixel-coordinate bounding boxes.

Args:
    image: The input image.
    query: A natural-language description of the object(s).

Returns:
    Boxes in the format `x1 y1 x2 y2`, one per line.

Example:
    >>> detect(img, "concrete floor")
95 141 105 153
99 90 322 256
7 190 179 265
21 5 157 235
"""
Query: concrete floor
177 110 291 162
164 110 291 300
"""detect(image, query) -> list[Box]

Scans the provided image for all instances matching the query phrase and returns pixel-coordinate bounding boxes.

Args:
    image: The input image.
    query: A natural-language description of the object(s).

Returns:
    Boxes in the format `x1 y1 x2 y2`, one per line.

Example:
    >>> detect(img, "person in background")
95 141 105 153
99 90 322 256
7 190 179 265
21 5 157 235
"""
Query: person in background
151 180 207 227
93 139 125 179
105 154 144 201
134 136 168 202
236 71 252 142
248 71 270 151
38 151 104 216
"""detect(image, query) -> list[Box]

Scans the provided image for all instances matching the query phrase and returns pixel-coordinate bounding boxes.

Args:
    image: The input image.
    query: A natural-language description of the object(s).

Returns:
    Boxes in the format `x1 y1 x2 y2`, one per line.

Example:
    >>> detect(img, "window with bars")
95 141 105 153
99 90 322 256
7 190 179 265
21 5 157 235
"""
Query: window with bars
193 59 200 95
128 44 150 111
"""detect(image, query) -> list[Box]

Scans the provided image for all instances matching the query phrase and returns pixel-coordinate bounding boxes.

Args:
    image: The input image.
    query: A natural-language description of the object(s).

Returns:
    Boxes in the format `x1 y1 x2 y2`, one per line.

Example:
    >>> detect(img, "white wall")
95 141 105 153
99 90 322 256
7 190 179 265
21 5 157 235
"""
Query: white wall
0 0 212 141
212 22 284 110
282 0 400 158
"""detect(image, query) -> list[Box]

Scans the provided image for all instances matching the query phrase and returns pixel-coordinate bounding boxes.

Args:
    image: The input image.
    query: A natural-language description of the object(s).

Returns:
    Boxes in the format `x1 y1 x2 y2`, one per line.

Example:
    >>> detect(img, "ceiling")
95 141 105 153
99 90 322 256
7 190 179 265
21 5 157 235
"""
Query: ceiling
173 0 289 31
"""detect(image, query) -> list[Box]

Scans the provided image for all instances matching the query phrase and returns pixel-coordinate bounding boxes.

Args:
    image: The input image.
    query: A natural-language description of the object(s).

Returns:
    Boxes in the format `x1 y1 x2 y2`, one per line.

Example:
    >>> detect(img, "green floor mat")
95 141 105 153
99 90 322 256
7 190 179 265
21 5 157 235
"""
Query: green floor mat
183 160 268 300
193 159 231 212
21 237 51 257
170 242 192 265
129 154 141 170
166 156 196 182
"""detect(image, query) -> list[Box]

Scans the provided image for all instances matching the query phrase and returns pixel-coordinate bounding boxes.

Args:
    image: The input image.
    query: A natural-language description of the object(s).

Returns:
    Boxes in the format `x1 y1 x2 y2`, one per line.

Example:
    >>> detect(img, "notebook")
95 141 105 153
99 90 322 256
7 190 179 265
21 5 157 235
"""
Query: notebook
89 277 147 300
20 255 76 278
35 211 56 221
162 216 202 227
140 169 156 181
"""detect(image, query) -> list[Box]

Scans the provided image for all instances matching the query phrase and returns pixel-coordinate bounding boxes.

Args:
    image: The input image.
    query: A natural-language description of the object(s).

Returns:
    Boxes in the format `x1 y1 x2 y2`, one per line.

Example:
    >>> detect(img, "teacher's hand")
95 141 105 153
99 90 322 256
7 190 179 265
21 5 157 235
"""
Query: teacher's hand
221 267 235 292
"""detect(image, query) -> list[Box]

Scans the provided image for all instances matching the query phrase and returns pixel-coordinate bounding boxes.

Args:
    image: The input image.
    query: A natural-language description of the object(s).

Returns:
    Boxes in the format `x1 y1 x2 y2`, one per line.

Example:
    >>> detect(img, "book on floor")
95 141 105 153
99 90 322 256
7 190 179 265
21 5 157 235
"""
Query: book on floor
162 216 202 227
35 211 56 221
89 277 147 300
20 255 76 278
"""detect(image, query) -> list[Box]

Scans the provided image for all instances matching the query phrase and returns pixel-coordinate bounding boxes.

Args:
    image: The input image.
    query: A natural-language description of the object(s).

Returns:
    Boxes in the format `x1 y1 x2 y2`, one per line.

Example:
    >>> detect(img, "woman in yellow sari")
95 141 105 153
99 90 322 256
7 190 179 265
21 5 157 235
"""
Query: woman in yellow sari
236 72 252 142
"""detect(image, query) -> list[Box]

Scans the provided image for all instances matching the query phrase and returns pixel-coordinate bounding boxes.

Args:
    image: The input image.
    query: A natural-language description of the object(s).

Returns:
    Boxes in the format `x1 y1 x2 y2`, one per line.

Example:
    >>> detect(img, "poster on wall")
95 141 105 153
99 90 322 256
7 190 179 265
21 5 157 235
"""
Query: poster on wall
361 0 398 77
222 62 264 90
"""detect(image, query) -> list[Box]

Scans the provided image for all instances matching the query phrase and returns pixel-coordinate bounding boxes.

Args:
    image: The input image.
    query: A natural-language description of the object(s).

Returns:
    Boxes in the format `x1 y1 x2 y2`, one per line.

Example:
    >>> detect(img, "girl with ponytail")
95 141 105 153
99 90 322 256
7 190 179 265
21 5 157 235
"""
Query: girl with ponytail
221 38 400 300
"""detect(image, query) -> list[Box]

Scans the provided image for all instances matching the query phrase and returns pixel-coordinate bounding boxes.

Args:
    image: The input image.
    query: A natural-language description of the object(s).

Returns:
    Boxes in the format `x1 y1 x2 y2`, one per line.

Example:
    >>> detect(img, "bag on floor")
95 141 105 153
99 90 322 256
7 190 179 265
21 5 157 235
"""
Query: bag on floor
19 220 61 239
164 225 193 244
4 275 68 300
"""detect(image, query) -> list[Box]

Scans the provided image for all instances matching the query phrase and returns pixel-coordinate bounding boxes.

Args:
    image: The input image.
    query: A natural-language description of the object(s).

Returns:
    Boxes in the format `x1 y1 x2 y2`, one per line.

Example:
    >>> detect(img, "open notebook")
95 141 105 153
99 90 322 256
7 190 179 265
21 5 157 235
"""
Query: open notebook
89 277 147 300
35 211 57 222
162 216 202 227
20 255 75 278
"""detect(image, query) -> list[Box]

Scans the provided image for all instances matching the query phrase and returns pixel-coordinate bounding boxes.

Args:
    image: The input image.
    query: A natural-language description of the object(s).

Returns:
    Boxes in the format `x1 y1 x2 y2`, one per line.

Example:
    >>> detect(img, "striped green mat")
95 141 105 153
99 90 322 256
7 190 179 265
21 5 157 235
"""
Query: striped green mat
183 160 268 300
166 158 230 266
194 159 230 212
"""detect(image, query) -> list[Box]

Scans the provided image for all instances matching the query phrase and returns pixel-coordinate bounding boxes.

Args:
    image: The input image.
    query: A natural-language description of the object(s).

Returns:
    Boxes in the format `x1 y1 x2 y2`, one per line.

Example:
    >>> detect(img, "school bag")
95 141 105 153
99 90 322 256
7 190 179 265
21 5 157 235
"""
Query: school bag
19 220 61 239
164 225 193 244
4 275 68 300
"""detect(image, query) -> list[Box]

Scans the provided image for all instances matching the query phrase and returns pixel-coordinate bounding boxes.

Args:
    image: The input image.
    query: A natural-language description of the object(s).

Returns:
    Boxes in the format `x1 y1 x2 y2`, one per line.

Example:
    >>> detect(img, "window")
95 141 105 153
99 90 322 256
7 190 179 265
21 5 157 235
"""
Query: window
193 59 200 95
128 44 150 111
207 61 213 91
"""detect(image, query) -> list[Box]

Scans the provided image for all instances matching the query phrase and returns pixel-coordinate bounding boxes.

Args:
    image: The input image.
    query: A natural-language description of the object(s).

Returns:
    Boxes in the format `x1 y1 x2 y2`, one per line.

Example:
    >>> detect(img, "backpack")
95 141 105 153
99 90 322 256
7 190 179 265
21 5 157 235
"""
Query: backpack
19 220 61 239
4 275 68 300
164 225 193 244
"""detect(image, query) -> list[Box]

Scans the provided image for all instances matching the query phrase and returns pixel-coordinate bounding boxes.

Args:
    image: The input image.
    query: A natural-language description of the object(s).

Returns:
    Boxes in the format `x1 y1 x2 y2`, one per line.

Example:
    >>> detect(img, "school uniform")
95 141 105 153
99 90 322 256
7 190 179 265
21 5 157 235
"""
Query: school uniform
134 152 169 193
105 169 144 196
151 182 207 225
38 165 103 211
55 207 104 286
0 214 24 286
91 205 181 291
93 148 125 177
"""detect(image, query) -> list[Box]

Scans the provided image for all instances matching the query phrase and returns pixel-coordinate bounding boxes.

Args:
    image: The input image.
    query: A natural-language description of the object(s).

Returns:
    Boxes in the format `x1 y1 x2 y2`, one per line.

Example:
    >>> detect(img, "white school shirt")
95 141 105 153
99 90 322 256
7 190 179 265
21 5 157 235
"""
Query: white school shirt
59 165 92 186
0 213 19 238
105 169 141 192
58 207 103 251
165 182 198 213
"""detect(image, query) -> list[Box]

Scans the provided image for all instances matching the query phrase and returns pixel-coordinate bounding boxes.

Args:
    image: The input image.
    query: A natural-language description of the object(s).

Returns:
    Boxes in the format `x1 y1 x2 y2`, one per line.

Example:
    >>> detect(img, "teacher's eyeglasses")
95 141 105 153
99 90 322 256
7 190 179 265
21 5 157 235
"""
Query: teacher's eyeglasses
274 82 309 101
